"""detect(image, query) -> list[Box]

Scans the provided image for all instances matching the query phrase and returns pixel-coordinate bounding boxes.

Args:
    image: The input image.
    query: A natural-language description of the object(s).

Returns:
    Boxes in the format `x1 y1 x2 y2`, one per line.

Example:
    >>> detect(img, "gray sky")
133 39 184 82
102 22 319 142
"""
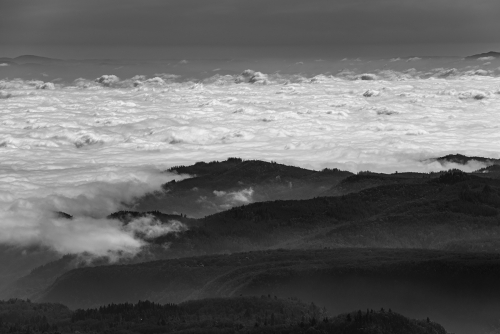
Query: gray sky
1 0 499 58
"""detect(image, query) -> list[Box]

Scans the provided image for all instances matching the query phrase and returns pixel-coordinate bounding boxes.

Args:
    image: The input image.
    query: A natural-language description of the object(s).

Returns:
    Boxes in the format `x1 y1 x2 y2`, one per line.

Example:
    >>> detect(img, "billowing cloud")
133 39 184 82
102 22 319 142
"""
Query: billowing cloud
0 211 143 256
125 216 187 240
0 159 187 257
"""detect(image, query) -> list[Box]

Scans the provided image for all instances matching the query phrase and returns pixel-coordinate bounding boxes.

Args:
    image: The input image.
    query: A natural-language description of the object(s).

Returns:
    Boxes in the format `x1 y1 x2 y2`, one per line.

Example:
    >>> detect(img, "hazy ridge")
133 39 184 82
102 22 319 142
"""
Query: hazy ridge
1 156 500 333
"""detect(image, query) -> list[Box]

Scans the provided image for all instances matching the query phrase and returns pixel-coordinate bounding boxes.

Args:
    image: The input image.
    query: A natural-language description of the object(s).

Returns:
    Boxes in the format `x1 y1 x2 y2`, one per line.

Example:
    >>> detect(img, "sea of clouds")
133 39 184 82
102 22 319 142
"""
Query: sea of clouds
1 58 500 256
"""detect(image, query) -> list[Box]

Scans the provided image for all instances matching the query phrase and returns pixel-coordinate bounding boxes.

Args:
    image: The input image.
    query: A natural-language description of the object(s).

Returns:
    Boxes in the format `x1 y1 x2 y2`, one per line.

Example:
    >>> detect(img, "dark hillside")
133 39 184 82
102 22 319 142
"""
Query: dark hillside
135 158 353 217
9 170 500 301
136 157 500 218
434 153 500 165
38 248 500 334
150 171 500 255
323 172 429 196
0 297 447 334
0 245 59 292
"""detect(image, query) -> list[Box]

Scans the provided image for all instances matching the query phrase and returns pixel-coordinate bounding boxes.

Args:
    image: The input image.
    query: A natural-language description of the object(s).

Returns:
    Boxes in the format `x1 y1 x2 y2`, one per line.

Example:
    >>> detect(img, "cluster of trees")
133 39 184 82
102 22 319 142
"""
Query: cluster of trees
0 299 70 333
0 297 446 334
167 157 244 176
435 181 500 217
434 169 472 184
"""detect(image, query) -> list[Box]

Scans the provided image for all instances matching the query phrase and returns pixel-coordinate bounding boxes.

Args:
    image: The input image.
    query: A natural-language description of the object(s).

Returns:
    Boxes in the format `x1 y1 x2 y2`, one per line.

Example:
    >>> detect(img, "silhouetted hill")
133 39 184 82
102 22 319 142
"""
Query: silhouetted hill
433 153 500 165
465 51 500 59
136 156 500 218
12 55 62 64
140 170 500 256
0 297 447 334
38 248 500 333
136 158 353 217
168 157 246 176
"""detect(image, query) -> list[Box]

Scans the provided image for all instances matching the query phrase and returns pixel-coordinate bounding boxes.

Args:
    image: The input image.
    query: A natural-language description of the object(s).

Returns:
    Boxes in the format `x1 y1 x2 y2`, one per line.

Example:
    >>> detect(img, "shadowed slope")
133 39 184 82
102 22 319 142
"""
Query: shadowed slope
135 158 353 218
38 248 500 334
9 170 500 300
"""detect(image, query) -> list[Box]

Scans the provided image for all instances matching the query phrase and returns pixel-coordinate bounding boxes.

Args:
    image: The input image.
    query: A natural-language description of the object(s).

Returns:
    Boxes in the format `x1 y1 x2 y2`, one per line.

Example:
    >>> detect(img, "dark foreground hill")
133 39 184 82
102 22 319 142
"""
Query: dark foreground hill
38 248 500 334
0 297 447 334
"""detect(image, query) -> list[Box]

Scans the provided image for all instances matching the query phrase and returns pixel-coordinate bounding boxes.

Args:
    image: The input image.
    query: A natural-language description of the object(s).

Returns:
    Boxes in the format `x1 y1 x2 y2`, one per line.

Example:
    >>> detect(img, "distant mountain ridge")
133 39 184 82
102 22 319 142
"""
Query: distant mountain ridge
465 51 500 59
433 153 500 165
0 55 64 66
12 55 62 64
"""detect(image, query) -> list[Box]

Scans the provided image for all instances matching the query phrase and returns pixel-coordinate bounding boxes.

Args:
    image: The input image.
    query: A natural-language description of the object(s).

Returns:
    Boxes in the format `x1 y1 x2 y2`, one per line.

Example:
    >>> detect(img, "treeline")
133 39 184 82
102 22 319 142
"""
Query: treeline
436 179 500 217
167 157 244 176
0 297 446 334
0 299 70 333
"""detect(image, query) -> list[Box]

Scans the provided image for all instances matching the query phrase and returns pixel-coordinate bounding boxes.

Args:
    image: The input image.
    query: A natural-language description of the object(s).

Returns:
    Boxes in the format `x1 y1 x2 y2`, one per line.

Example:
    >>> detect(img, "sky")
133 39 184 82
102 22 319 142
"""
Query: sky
0 0 499 59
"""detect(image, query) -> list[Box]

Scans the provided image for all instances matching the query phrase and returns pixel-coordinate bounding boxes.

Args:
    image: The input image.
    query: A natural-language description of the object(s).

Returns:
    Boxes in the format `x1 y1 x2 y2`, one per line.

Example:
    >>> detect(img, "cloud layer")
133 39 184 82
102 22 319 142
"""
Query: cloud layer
1 62 500 256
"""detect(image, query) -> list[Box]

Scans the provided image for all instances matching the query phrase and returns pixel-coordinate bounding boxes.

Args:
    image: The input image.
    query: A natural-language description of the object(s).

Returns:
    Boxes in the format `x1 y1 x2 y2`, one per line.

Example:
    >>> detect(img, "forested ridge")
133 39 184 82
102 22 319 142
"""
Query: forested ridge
0 297 446 334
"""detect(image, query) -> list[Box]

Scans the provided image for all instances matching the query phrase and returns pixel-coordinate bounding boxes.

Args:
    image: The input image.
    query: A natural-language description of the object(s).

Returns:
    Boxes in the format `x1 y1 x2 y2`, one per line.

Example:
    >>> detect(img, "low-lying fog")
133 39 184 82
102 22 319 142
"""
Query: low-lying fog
1 56 500 256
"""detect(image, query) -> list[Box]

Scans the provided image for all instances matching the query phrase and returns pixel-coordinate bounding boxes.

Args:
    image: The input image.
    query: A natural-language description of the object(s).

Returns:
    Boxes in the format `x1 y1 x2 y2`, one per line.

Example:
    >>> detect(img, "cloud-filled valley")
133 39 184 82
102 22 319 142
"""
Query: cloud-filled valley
1 57 500 259
2 55 500 333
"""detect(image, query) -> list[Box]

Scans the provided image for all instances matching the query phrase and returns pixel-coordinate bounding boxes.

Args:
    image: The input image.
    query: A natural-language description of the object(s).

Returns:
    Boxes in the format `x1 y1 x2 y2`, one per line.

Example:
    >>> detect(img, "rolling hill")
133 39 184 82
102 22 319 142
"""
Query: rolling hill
134 158 353 218
4 157 500 334
37 248 499 334
6 167 500 302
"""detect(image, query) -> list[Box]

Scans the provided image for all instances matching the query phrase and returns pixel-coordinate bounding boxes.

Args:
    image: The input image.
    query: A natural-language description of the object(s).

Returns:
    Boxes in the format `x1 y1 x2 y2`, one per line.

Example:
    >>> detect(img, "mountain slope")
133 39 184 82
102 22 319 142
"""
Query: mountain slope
10 170 500 300
38 248 500 334
135 158 353 218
